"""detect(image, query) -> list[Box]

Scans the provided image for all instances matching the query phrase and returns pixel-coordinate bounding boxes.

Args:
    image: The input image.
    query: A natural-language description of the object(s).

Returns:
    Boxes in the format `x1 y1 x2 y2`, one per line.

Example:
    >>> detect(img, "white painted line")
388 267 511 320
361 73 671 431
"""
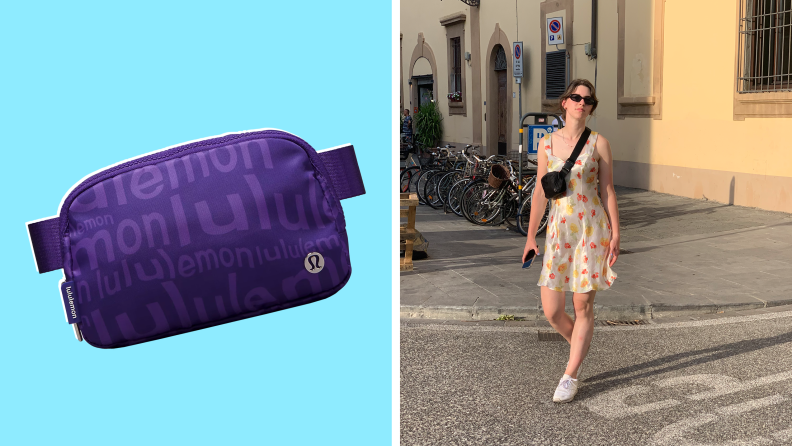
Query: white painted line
686 370 792 401
583 385 681 420
656 374 742 401
715 394 787 416
772 428 792 442
651 394 788 446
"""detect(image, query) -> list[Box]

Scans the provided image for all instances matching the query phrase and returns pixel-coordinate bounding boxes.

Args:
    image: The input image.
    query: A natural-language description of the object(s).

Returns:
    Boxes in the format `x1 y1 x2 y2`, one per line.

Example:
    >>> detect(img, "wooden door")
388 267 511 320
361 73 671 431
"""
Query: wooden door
497 70 507 155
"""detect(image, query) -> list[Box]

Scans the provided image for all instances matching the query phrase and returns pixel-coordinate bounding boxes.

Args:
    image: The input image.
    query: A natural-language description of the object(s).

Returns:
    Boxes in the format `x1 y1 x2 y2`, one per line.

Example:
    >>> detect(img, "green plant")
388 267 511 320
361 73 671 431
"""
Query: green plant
413 101 443 151
495 314 516 321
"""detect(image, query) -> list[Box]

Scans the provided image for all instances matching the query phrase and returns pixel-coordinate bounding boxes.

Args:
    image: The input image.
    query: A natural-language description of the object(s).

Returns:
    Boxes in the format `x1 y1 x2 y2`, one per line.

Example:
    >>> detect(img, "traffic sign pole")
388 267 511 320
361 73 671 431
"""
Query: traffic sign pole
514 42 524 201
518 127 523 202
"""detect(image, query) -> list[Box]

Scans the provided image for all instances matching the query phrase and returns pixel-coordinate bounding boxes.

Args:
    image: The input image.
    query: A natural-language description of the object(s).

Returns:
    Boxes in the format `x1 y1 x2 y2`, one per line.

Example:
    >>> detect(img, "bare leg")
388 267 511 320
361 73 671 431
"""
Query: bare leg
565 290 596 379
540 286 574 343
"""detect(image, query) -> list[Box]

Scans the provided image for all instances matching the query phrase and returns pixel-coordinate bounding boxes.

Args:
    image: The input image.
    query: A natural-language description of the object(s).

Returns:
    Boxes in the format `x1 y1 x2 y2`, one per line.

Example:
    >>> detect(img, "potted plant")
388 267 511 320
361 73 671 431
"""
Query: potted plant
414 101 443 154
447 91 462 102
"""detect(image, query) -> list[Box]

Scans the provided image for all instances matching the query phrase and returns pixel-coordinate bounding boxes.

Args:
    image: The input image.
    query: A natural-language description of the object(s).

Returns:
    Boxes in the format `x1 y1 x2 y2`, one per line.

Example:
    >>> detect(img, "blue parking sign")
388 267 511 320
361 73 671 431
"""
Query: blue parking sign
527 125 554 154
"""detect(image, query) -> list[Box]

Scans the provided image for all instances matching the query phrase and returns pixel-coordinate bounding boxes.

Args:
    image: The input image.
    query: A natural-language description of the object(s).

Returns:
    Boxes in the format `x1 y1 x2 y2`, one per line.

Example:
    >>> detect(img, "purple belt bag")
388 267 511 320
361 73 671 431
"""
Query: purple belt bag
27 129 365 348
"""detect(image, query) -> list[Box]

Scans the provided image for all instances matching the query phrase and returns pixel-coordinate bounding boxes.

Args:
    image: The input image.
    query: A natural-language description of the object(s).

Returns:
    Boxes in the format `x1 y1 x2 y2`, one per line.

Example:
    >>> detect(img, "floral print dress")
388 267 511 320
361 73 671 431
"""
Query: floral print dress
537 131 617 292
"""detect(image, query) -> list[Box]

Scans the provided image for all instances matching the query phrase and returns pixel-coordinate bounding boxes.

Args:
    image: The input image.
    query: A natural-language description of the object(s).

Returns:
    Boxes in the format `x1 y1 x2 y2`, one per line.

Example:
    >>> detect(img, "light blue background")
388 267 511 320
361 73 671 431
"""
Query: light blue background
0 2 391 444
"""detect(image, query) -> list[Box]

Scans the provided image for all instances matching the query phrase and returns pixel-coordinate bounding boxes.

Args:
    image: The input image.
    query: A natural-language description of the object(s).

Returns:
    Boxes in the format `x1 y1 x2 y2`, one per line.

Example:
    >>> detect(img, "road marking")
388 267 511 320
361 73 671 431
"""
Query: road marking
583 385 681 419
684 370 792 400
585 371 792 420
772 428 792 441
650 394 788 446
655 373 743 400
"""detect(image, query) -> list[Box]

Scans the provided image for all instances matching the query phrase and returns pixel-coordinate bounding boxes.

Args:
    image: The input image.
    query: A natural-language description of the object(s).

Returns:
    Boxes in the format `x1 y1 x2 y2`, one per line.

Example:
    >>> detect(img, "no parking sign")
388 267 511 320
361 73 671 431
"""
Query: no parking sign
513 42 523 77
547 17 564 45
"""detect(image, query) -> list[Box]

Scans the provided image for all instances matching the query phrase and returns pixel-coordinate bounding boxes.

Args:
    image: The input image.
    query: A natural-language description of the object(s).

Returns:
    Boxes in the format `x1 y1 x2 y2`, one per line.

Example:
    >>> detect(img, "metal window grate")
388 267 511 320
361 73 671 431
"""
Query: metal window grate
737 0 792 93
599 320 647 326
495 45 507 71
538 331 566 341
546 50 567 99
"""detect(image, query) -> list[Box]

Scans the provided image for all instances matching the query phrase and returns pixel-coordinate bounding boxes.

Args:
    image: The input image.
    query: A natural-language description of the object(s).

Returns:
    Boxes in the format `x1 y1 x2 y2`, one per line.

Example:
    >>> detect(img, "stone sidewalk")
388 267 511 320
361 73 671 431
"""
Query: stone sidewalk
401 186 792 321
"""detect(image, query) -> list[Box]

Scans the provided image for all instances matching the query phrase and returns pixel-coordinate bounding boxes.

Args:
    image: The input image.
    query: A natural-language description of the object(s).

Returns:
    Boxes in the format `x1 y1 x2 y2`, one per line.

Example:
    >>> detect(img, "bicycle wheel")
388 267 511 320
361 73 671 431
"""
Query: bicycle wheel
416 169 439 205
408 167 424 196
459 179 486 223
502 190 520 228
481 187 509 226
516 187 551 237
424 170 446 209
516 192 532 236
410 169 431 204
463 182 504 225
437 170 462 206
447 178 470 217
400 166 419 193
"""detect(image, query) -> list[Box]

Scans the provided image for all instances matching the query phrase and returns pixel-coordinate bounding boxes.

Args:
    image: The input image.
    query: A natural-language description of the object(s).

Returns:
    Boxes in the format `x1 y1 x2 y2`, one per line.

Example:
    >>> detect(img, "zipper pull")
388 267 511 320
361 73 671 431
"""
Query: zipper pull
59 279 83 342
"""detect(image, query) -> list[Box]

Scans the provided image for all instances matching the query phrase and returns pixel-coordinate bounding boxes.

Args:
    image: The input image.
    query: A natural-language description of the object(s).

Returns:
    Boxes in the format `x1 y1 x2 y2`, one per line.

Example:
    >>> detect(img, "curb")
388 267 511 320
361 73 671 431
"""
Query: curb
400 299 792 321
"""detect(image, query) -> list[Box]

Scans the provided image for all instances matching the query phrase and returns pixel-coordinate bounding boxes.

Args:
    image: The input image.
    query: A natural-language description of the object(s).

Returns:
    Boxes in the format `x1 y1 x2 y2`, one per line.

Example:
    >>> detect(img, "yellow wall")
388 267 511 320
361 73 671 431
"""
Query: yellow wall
598 0 792 178
401 1 474 145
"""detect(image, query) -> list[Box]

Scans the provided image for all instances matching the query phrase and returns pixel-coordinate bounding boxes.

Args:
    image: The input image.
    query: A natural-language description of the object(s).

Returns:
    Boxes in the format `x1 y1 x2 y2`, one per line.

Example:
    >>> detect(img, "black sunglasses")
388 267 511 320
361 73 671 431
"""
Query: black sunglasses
568 94 597 106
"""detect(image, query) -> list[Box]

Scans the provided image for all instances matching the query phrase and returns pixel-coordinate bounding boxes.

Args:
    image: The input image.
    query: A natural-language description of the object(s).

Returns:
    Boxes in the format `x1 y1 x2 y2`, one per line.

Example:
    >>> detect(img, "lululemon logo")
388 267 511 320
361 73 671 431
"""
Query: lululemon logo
304 252 324 273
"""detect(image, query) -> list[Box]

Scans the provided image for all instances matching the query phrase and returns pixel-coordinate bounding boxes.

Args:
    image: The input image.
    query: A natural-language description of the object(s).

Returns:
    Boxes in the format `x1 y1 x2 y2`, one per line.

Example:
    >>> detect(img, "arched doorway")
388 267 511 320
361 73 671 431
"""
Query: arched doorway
412 57 434 110
408 33 438 117
493 45 508 155
485 27 512 158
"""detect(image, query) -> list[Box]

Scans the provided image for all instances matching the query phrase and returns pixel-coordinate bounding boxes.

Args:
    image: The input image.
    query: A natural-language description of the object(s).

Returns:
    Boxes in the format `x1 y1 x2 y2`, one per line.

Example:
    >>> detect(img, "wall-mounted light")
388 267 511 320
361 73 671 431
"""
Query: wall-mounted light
465 52 471 61
408 79 413 86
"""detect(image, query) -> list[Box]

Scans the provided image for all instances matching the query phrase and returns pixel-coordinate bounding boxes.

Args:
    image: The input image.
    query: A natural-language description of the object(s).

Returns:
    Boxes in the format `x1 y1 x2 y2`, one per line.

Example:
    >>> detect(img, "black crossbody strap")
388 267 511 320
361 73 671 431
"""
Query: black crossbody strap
559 127 591 175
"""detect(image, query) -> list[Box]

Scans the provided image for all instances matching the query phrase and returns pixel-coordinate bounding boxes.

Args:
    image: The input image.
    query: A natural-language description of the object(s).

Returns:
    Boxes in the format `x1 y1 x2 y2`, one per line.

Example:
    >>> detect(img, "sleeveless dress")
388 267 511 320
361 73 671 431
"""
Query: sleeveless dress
537 131 617 292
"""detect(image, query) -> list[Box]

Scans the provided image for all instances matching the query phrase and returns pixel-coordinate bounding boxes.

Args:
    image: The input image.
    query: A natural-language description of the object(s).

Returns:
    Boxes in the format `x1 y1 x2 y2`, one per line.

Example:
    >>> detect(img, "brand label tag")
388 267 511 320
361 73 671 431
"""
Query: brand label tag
60 281 80 324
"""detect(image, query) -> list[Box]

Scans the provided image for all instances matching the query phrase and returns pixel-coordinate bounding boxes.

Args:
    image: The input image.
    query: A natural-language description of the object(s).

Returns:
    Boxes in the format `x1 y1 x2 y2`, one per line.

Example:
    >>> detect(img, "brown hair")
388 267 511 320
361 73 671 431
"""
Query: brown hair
558 79 598 117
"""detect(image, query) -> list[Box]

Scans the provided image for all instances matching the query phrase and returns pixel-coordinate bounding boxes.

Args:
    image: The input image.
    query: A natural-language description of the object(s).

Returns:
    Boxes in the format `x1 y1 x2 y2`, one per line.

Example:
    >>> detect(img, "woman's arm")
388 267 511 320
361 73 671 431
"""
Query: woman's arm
523 136 550 260
596 135 621 267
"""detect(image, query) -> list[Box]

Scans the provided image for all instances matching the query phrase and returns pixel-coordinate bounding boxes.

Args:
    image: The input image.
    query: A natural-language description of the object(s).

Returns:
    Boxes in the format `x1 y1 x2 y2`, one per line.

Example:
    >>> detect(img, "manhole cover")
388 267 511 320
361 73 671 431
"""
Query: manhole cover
538 331 566 341
599 320 646 326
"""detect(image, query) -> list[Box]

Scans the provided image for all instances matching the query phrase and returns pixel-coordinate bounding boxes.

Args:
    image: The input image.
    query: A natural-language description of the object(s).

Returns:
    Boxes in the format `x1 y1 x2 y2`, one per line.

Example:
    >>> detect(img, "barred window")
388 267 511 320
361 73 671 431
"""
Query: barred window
738 0 792 93
451 37 462 95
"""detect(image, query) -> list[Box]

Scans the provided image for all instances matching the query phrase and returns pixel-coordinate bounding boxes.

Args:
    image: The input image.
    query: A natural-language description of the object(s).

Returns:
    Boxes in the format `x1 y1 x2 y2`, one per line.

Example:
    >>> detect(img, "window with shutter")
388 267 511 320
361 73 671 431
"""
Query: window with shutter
546 50 567 99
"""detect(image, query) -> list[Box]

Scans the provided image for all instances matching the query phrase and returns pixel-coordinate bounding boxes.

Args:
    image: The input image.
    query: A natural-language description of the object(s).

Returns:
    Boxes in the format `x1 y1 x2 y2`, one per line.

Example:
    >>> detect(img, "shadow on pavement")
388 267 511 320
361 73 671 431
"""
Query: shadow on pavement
579 329 792 400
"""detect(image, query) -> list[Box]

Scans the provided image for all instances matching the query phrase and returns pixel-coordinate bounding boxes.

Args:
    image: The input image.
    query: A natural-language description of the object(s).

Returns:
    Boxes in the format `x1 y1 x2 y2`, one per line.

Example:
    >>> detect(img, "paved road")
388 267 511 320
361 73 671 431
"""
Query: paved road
401 306 792 445
401 186 792 321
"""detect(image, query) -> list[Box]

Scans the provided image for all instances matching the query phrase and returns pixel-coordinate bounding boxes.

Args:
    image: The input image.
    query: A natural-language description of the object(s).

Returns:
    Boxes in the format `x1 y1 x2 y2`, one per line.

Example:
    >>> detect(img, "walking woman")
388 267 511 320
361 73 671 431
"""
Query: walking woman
522 79 620 403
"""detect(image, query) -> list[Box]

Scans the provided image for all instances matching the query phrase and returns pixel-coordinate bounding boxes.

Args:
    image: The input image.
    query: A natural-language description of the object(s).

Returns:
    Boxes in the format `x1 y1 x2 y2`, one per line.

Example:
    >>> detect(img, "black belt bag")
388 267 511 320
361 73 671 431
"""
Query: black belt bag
541 127 591 200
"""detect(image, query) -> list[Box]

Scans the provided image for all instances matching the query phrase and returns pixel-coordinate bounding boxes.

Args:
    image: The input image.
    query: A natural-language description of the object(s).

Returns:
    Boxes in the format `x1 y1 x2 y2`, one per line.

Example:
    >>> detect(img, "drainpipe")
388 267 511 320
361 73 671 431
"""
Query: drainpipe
591 0 598 59
592 0 598 90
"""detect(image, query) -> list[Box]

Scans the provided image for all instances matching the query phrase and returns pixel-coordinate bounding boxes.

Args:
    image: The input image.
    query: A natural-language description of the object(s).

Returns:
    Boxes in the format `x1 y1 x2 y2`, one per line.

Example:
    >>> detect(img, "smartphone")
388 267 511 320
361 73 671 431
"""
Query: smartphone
522 249 538 269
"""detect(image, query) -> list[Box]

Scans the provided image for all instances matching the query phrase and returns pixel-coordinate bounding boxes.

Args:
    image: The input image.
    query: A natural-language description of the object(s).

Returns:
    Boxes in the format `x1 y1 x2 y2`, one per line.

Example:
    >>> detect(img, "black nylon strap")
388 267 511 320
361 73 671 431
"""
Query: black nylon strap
28 217 63 274
559 127 591 175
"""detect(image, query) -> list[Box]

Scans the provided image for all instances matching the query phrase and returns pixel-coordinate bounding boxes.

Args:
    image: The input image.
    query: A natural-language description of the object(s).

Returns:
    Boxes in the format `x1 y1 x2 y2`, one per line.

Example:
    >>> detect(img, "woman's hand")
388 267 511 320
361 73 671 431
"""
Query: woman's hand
608 233 621 267
523 237 541 263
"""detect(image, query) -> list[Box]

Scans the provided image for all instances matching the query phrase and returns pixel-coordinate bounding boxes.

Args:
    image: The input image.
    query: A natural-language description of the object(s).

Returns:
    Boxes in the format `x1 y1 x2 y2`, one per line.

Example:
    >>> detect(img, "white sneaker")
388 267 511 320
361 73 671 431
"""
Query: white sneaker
553 374 579 403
